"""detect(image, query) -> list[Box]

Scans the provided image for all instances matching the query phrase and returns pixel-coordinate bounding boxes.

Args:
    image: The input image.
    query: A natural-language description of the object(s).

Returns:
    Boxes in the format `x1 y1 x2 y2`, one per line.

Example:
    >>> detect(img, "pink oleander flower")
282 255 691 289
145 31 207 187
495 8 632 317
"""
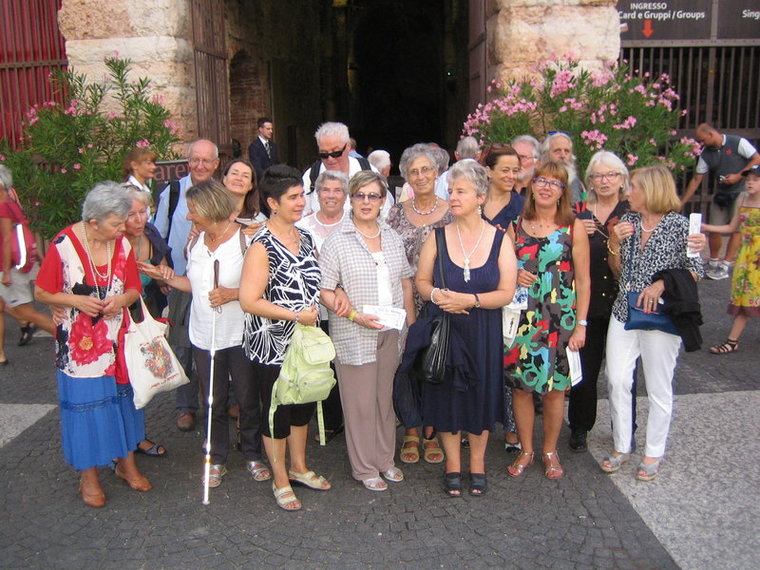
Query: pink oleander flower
0 154 5 161
136 139 150 147
87 143 94 149
73 163 81 170
60 168 68 174
78 148 84 154
626 154 638 166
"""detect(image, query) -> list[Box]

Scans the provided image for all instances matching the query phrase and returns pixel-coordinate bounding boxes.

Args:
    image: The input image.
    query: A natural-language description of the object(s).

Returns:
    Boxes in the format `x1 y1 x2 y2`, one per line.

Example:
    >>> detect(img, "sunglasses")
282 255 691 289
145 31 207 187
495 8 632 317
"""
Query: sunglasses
318 144 347 160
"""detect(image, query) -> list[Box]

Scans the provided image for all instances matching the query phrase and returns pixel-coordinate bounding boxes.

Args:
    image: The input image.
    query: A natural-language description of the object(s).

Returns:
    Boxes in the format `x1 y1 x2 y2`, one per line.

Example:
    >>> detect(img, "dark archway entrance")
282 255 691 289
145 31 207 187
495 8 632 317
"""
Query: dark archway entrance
347 0 466 163
225 0 467 172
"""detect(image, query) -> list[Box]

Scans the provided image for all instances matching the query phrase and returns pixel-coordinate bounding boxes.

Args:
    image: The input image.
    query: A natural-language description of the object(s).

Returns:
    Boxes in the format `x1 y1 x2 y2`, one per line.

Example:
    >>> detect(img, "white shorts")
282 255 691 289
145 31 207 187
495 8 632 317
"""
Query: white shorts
0 267 36 307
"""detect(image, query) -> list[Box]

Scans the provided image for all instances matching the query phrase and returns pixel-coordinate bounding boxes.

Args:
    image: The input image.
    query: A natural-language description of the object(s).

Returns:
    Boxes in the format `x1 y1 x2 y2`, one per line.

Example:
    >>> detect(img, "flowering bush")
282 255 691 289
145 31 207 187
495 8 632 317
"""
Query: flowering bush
463 58 700 177
0 56 180 238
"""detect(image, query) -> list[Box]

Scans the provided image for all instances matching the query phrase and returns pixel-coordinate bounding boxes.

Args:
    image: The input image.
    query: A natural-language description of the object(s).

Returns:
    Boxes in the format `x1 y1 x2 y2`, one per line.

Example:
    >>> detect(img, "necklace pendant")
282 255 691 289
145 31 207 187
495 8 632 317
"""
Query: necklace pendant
463 260 471 282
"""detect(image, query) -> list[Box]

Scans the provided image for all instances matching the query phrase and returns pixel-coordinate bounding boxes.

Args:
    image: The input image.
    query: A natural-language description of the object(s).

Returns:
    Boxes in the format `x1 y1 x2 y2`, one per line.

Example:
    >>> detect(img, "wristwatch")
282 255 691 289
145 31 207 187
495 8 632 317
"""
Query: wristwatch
577 319 588 326
473 293 481 308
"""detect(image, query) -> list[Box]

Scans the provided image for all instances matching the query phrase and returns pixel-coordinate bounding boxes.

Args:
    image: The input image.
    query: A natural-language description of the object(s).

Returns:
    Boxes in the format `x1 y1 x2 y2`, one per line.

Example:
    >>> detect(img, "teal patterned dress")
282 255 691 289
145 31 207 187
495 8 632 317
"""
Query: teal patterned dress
505 220 576 394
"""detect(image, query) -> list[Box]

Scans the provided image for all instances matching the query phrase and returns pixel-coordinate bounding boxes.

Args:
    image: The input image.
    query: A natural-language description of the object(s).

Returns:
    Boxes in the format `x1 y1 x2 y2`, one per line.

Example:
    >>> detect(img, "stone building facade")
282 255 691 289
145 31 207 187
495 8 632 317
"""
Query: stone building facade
57 0 620 164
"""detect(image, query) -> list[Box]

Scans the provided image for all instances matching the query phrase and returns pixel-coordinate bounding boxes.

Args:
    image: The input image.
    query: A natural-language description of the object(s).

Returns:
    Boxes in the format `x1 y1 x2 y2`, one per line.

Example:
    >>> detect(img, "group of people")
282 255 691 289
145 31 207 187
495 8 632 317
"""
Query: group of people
9 118 759 511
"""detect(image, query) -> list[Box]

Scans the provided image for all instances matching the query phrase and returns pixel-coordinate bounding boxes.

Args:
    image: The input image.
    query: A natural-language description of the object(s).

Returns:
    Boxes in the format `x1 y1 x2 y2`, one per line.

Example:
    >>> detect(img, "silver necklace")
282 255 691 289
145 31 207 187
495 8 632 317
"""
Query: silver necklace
411 196 438 215
456 219 486 282
355 222 381 239
81 222 112 284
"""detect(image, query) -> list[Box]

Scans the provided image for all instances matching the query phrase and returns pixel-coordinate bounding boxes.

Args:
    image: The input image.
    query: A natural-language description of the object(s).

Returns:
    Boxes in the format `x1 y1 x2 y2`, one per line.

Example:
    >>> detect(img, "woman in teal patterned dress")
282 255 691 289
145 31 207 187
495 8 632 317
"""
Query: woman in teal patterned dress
504 161 590 479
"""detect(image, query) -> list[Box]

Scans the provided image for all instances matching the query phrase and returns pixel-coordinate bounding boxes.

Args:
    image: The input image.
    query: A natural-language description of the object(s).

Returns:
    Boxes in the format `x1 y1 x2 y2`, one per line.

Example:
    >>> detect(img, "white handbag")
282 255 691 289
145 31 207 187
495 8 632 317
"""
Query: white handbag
124 297 189 409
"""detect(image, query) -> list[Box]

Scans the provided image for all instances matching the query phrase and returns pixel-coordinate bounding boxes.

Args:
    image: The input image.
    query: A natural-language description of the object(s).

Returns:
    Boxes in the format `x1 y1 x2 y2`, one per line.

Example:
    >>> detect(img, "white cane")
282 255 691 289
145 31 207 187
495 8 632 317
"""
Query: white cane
202 259 221 505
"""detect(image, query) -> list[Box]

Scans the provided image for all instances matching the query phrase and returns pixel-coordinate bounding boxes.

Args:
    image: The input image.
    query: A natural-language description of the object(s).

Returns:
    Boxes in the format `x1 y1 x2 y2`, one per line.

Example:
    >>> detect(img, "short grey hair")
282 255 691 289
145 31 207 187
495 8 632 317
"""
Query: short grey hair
447 160 488 197
540 132 576 163
584 150 630 201
430 145 450 174
314 122 350 145
367 150 391 172
121 183 154 209
399 143 439 179
0 165 12 189
315 170 348 194
511 134 540 158
455 136 480 160
188 138 219 159
82 181 132 223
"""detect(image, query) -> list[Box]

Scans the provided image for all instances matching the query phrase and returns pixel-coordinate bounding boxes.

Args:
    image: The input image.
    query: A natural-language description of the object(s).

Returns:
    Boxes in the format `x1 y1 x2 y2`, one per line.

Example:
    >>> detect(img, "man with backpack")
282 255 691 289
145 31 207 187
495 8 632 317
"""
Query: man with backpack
301 122 392 217
152 139 219 431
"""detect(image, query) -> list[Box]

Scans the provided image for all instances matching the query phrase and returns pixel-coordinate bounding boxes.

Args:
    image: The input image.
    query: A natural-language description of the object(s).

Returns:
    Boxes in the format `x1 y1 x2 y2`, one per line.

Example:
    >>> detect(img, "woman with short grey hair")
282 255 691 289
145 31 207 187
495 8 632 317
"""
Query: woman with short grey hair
34 182 149 508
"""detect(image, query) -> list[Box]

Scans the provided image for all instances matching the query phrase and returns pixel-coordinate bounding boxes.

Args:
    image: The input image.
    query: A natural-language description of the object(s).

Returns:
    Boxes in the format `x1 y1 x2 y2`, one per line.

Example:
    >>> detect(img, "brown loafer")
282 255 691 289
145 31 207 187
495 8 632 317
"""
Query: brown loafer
176 412 196 431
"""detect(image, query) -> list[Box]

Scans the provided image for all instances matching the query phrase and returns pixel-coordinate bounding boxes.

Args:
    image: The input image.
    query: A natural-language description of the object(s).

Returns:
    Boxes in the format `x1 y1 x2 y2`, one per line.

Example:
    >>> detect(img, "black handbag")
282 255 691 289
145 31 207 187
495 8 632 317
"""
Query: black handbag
413 228 450 385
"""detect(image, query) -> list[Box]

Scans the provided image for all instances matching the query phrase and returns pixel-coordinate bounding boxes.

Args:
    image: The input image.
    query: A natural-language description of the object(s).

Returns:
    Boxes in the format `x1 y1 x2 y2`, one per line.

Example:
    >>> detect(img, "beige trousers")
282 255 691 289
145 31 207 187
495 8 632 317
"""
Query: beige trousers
335 330 400 481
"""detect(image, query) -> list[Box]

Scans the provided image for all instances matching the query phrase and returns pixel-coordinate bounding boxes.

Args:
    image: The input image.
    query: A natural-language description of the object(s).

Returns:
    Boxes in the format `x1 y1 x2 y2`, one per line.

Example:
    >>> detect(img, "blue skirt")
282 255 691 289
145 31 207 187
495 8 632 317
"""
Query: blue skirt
57 370 145 470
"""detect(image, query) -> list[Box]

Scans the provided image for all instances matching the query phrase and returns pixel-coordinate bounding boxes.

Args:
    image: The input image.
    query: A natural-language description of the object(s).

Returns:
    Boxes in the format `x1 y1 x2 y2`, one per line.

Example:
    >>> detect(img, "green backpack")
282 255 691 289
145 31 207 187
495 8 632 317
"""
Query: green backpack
269 323 337 445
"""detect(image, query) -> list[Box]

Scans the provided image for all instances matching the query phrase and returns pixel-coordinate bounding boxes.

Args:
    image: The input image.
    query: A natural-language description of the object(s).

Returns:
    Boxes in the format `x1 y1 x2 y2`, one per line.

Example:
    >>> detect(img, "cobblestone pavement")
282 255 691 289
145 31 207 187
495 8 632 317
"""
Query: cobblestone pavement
0 277 756 569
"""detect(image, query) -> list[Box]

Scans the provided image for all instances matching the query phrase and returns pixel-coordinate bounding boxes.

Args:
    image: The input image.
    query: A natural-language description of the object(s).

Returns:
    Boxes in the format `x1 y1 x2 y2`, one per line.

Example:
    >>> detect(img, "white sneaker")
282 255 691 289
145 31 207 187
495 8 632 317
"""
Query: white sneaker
706 264 729 280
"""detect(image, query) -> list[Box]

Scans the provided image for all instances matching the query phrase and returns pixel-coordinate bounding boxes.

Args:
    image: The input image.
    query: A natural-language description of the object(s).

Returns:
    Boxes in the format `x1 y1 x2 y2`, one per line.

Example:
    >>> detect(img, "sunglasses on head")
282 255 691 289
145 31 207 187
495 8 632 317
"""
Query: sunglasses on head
318 144 347 160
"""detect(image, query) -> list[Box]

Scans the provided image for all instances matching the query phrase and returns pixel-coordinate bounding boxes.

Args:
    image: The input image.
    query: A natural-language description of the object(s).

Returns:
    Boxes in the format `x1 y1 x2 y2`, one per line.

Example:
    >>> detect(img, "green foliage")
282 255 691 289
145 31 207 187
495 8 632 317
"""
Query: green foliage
463 58 701 177
0 56 180 238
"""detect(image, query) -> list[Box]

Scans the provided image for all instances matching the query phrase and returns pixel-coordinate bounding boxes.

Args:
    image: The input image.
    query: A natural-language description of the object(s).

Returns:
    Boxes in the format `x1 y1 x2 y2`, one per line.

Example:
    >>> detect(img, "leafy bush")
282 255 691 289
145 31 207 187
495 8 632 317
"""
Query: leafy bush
0 56 180 238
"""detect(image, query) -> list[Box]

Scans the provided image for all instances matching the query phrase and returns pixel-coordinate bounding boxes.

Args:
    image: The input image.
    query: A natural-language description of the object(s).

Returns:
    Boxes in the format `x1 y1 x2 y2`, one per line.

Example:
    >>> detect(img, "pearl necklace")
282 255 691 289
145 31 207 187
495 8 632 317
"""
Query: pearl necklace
81 222 112 286
411 196 438 215
640 216 661 233
355 222 381 239
456 219 486 282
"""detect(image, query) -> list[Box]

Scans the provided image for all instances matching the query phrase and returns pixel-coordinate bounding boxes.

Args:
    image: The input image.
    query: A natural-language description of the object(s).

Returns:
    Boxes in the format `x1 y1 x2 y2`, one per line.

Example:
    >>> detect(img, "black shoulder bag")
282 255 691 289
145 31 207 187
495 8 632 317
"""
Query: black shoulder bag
413 228 451 385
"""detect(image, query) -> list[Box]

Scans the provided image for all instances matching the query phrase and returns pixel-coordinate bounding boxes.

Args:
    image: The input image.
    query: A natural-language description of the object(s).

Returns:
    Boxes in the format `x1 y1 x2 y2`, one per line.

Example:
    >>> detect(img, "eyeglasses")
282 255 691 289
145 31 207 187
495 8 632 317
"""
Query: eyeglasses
532 177 566 191
408 165 436 177
589 172 622 182
189 158 217 167
351 192 382 202
318 144 347 160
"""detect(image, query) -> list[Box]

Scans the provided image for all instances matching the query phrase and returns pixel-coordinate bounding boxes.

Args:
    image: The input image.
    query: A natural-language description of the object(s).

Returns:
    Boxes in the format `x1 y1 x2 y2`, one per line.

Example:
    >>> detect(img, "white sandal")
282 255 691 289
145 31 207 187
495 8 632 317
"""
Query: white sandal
272 483 301 511
362 477 388 491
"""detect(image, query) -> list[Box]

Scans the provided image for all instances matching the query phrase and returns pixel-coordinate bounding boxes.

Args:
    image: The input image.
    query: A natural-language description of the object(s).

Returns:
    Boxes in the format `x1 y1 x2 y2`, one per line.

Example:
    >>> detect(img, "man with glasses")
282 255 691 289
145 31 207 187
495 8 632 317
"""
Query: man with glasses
302 122 392 217
153 139 220 432
540 132 585 204
511 134 540 195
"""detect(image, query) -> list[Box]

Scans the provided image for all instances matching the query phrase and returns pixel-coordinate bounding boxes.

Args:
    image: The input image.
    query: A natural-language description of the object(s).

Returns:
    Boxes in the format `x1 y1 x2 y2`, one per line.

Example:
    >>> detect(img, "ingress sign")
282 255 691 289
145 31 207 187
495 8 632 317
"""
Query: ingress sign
618 1 712 40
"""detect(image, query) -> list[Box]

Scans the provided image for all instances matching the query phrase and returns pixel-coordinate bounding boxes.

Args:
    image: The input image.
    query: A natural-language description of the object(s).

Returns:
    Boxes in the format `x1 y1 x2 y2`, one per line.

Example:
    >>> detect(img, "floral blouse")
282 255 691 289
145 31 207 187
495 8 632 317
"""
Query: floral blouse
36 225 141 378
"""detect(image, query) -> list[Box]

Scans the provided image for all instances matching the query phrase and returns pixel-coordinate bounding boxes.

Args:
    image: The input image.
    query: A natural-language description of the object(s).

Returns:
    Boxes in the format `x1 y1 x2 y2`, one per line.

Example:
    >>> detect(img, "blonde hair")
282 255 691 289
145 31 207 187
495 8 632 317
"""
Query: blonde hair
630 165 680 214
186 180 235 223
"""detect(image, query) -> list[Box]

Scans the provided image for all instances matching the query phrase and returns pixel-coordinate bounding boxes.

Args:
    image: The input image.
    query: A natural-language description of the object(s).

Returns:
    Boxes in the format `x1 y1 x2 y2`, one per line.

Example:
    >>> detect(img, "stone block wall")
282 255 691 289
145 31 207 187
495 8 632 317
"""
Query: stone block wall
58 0 198 145
486 0 620 84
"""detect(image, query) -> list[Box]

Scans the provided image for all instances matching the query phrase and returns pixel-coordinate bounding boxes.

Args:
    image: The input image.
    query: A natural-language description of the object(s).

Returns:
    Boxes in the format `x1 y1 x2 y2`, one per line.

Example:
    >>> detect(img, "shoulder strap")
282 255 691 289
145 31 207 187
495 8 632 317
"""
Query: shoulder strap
308 161 322 194
357 157 371 171
237 223 247 255
165 179 181 241
434 227 447 289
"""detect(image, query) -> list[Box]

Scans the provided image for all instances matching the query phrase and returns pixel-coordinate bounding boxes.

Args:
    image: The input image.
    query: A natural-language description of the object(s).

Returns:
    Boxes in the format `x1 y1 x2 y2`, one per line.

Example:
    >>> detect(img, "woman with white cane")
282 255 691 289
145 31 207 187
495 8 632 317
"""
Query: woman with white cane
141 180 270 495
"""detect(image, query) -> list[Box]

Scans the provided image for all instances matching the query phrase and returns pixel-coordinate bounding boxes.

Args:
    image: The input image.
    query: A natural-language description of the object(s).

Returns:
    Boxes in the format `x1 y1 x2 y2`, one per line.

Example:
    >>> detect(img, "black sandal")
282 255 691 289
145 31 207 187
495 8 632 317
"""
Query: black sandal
18 324 37 346
443 472 462 498
709 339 739 355
135 439 167 457
470 473 487 496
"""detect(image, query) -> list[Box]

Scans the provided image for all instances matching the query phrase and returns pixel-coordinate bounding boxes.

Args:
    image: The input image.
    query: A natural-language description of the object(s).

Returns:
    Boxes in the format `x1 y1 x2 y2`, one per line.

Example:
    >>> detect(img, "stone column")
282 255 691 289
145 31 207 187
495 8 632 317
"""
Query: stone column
58 0 198 141
487 0 621 83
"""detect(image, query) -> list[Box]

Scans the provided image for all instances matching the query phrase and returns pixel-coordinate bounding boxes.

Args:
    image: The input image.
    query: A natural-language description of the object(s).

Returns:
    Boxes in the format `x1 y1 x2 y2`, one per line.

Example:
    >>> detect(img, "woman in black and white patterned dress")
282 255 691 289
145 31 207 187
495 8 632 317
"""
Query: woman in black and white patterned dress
239 165 331 512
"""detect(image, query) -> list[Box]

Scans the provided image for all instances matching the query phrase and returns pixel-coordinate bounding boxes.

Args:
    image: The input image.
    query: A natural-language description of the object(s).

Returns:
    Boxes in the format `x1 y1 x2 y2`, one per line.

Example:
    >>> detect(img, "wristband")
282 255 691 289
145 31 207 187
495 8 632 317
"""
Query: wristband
473 293 481 309
577 319 588 326
430 287 440 305
348 309 358 321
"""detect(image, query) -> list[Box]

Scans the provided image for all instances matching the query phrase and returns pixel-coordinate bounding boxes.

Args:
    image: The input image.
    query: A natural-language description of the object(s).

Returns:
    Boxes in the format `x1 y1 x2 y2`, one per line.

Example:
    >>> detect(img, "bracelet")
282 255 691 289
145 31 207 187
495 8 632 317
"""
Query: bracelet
430 287 440 305
607 242 620 256
293 310 300 323
348 309 358 321
473 293 481 309
577 319 588 326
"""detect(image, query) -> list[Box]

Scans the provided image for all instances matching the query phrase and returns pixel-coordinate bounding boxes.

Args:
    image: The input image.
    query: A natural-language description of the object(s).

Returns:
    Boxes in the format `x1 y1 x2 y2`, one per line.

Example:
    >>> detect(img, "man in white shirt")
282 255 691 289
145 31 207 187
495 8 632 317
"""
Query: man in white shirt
301 122 392 217
152 139 220 431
